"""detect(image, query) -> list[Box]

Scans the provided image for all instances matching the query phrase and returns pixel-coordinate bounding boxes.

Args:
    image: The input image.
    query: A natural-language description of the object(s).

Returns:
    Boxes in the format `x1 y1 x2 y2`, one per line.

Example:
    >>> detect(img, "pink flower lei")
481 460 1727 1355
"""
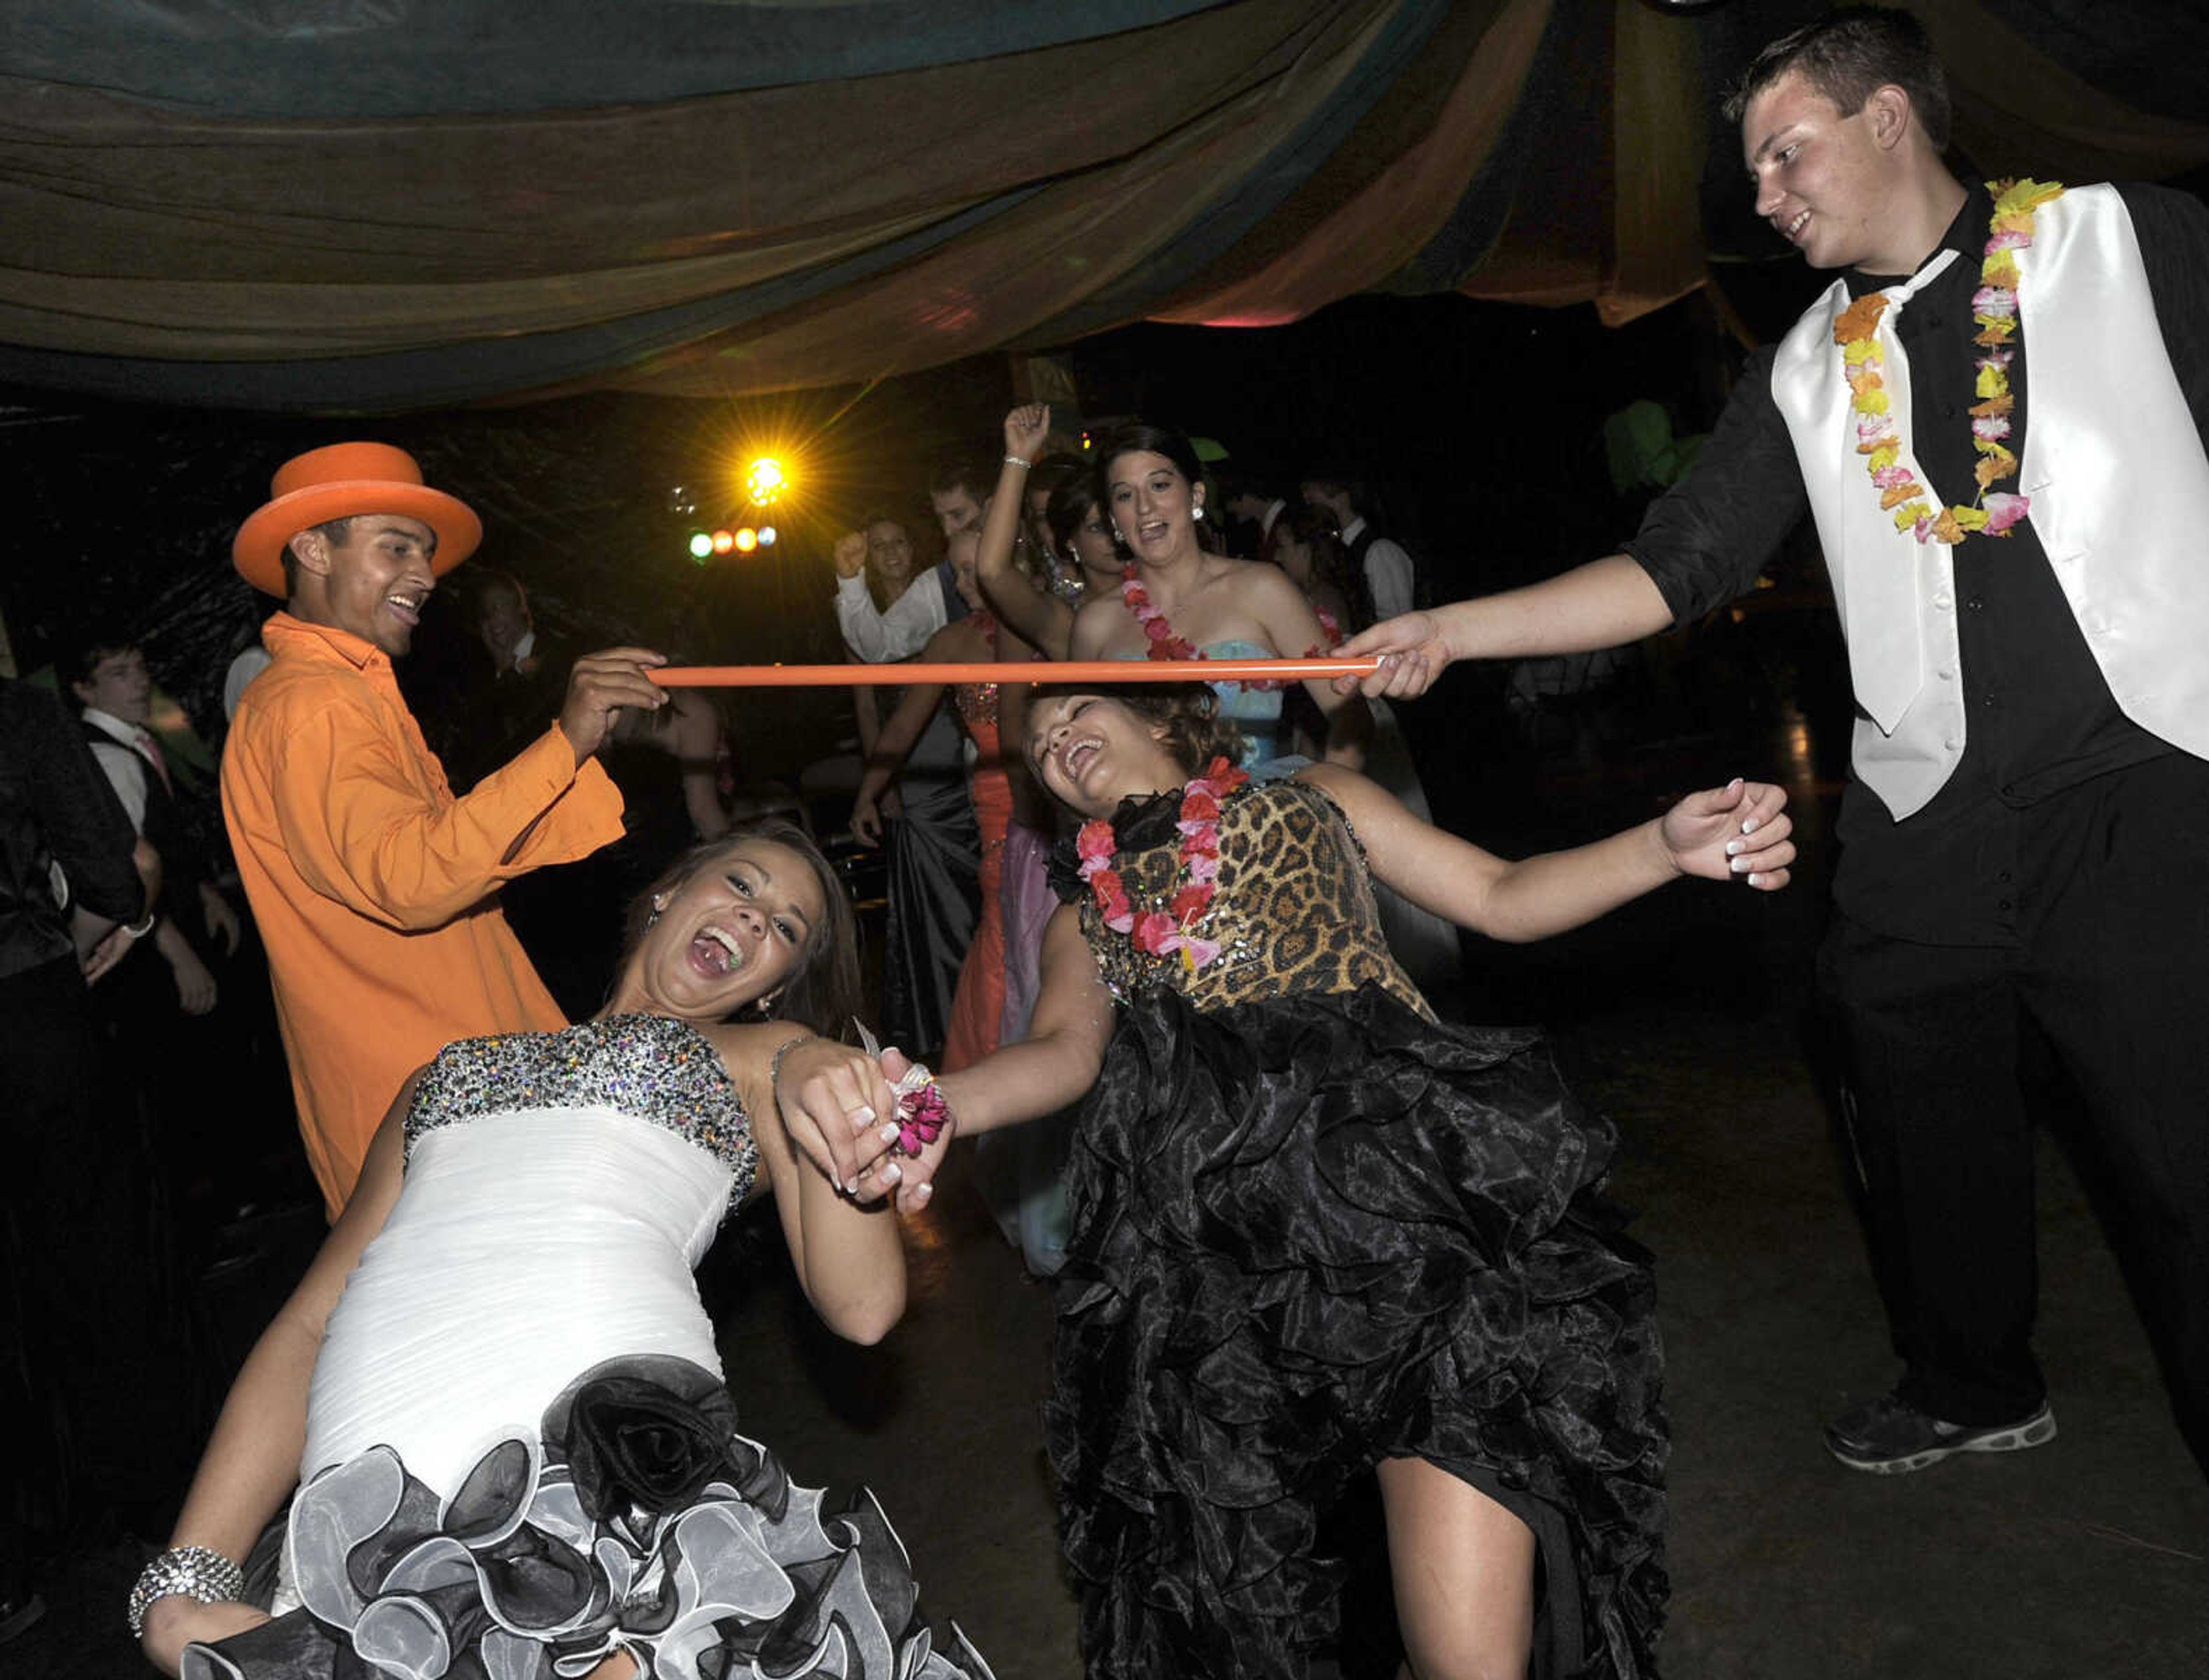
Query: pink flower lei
1076 755 1249 973
1119 566 1328 690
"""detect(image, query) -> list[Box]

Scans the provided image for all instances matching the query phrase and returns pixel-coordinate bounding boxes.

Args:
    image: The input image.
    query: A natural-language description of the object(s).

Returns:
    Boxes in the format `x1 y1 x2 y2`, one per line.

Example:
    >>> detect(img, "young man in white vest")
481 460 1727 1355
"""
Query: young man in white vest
1341 5 2209 1476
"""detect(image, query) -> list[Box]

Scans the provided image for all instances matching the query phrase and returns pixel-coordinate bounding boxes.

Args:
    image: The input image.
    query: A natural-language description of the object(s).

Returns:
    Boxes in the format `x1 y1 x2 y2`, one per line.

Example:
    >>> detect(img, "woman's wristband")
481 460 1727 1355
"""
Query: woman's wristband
128 1546 246 1636
1003 454 1031 469
121 913 156 940
767 1033 822 1106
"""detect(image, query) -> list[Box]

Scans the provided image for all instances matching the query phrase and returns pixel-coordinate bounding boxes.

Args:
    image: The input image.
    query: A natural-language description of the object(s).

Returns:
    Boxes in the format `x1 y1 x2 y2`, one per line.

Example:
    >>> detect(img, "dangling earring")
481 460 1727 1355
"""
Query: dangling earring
647 894 667 928
1193 503 1205 521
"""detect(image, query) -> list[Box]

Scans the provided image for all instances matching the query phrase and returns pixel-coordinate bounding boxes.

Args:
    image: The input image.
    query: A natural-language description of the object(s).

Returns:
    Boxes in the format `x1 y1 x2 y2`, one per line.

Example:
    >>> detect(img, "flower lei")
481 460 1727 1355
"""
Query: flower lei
1120 567 1324 690
1835 178 2063 545
1075 756 1248 972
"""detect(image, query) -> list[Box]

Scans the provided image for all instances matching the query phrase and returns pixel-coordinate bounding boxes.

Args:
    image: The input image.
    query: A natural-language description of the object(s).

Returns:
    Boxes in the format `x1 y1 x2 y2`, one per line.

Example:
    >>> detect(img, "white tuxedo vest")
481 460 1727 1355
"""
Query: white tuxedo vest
1771 184 2209 818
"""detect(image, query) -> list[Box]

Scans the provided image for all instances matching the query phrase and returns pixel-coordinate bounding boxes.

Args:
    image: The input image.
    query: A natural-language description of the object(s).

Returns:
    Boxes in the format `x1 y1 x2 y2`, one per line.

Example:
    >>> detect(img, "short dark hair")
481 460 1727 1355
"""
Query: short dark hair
1213 462 1281 506
470 568 529 621
278 516 356 600
1723 6 1951 152
616 819 863 1040
1026 453 1084 504
1026 683 1245 788
1298 468 1368 514
1044 475 1114 564
926 452 996 506
57 635 139 694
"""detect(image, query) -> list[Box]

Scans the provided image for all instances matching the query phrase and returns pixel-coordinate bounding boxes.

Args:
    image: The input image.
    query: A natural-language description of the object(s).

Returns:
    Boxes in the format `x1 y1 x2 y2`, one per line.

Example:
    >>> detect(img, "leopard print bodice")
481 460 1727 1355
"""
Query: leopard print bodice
1080 779 1432 1019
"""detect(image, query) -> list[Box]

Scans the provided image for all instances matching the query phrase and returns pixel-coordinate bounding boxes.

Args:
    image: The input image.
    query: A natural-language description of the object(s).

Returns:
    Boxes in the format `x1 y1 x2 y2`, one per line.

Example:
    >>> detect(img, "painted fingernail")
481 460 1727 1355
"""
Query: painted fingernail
1732 856 1751 872
914 1182 932 1203
851 1106 876 1125
1741 818 1760 834
1747 872 1764 887
881 1162 902 1186
1725 840 1743 856
844 1177 859 1195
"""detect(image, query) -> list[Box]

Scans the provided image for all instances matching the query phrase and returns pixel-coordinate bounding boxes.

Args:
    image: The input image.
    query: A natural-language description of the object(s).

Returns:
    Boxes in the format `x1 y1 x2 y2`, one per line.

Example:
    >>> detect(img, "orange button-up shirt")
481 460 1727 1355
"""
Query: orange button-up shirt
223 613 626 1217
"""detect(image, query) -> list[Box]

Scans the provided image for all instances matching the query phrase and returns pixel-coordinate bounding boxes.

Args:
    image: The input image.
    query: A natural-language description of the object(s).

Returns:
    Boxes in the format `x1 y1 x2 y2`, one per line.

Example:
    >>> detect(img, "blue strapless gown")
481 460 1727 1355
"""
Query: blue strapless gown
1108 642 1289 773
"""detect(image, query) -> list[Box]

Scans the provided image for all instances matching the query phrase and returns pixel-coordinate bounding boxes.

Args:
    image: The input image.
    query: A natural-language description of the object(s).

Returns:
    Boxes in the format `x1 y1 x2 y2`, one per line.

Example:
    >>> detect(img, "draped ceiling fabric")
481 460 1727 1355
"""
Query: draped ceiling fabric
1 0 2204 414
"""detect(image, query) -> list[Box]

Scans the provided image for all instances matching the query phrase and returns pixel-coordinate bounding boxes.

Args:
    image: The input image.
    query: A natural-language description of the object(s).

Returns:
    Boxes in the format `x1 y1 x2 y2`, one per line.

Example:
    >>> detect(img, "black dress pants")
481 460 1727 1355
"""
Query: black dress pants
1 957 199 1563
1817 754 2209 1465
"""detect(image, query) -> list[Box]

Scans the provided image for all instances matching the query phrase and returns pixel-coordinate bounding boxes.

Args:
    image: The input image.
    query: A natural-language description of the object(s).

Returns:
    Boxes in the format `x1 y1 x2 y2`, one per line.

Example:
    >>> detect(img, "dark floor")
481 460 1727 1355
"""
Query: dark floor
20 701 2209 1678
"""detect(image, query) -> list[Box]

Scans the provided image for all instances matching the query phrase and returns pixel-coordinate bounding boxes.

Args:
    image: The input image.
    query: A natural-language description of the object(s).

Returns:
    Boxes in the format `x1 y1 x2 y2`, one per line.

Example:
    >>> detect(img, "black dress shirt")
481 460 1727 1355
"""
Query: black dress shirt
1626 181 2209 945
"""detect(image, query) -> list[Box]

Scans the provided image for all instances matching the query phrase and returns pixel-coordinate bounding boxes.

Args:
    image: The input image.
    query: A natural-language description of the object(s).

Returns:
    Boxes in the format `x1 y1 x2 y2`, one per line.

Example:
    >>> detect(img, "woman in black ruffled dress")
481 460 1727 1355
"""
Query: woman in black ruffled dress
914 688 1796 1678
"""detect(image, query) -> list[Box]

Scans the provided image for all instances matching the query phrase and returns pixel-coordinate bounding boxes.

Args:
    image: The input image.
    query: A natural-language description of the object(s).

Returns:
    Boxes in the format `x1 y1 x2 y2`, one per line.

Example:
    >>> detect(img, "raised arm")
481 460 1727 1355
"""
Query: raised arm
1297 761 1793 944
1337 554 1675 700
977 404 1079 658
137 1076 415 1675
833 536 946 663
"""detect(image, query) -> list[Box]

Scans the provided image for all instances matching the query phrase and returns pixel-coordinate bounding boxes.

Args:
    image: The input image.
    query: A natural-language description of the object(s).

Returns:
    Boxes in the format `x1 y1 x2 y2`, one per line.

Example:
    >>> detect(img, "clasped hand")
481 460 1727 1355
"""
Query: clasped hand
770 1038 950 1215
1661 777 1796 891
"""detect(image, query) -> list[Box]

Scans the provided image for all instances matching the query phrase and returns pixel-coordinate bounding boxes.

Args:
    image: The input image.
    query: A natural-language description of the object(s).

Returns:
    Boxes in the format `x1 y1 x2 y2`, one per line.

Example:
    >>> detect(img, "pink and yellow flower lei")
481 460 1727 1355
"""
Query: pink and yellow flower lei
1835 178 2063 545
1076 755 1248 972
1120 567 1325 689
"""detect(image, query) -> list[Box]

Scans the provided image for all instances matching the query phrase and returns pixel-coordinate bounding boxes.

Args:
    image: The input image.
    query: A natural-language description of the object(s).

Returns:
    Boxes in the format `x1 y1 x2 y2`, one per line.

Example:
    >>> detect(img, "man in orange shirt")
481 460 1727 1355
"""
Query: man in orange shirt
223 442 670 1216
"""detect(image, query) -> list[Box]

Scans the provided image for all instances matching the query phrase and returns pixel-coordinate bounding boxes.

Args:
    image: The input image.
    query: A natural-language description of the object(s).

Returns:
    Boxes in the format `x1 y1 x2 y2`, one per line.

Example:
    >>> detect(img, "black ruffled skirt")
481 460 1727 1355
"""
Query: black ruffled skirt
1044 986 1667 1678
182 1356 992 1680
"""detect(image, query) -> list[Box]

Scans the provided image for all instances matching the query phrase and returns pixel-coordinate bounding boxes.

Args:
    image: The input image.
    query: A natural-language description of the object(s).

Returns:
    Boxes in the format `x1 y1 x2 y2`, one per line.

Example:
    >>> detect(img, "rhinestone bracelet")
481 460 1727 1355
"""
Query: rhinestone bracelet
767 1033 823 1106
127 1545 246 1636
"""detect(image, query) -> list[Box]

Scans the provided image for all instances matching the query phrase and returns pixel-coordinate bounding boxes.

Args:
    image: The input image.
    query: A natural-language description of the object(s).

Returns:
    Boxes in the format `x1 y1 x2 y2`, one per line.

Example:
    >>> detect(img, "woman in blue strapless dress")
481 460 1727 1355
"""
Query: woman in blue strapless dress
133 820 991 1680
1063 419 1374 777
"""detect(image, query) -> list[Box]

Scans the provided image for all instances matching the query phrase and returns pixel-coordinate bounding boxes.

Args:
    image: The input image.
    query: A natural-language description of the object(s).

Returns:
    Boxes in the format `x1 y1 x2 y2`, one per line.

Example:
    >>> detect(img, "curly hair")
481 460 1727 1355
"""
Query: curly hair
1723 6 1951 152
614 819 862 1040
1029 683 1245 785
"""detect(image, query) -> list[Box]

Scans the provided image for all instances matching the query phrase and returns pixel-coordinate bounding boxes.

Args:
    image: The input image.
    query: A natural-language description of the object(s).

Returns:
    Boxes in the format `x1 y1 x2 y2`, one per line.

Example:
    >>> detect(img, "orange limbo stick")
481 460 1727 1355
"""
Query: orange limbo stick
650 656 1382 688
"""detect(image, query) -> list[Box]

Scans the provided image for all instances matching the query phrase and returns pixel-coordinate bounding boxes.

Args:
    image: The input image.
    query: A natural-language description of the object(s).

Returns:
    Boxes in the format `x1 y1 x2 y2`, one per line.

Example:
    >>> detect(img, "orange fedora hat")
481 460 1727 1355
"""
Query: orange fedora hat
232 441 483 596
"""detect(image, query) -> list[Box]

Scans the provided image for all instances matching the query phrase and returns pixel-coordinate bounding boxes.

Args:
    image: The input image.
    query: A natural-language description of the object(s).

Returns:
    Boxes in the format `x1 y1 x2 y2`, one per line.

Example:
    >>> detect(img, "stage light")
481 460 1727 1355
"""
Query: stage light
756 526 777 547
688 532 714 559
733 527 759 553
746 456 786 504
712 529 735 555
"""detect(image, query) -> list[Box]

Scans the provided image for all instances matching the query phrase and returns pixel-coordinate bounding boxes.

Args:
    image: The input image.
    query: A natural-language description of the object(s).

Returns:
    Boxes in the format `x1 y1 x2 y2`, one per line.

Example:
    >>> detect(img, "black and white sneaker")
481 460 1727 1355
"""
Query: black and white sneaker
1824 1391 2057 1474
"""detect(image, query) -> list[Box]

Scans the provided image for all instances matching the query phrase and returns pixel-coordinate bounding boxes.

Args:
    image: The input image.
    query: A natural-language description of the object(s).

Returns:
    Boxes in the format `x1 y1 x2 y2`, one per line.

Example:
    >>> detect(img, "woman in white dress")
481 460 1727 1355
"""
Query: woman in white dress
132 819 987 1680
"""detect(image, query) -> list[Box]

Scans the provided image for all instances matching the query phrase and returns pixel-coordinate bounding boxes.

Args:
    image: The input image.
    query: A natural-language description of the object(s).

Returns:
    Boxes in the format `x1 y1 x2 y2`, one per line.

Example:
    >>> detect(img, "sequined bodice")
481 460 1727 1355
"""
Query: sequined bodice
1080 780 1429 1018
953 680 998 733
953 611 1000 737
404 1014 758 1200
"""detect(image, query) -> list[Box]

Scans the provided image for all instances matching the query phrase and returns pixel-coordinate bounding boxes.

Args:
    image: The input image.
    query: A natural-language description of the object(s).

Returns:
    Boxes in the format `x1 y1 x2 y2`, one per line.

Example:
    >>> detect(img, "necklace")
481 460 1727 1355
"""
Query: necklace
1118 566 1325 689
1075 756 1248 972
1835 178 2062 546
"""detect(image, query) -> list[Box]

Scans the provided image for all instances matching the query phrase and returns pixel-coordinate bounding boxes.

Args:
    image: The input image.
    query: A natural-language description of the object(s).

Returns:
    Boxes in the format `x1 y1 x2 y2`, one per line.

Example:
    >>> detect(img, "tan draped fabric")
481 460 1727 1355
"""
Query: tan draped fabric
0 0 2199 409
